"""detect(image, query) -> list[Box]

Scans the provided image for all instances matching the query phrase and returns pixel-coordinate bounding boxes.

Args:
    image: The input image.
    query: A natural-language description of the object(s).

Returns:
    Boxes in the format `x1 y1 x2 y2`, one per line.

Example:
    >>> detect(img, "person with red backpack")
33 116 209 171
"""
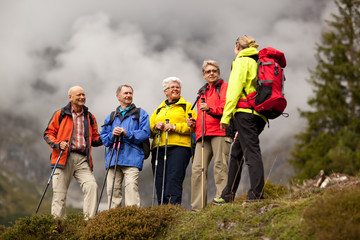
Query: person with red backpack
213 35 267 204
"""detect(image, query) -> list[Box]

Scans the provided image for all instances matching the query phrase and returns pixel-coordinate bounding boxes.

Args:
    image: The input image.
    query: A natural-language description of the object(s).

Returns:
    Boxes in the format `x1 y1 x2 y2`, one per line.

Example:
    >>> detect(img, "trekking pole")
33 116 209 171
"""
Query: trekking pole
96 136 119 214
229 146 246 204
259 155 278 199
109 134 123 209
35 140 68 214
152 130 161 207
160 119 170 205
201 98 205 209
188 113 194 162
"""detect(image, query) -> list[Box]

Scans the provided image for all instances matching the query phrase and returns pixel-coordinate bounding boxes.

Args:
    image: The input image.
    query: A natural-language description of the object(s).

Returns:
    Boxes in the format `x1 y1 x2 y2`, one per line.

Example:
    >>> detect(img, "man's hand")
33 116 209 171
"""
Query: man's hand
59 141 68 151
113 127 127 136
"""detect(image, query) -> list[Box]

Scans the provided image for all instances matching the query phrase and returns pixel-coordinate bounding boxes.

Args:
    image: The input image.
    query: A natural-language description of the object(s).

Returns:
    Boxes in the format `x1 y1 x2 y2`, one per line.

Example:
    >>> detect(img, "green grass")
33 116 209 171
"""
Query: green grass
1 181 360 240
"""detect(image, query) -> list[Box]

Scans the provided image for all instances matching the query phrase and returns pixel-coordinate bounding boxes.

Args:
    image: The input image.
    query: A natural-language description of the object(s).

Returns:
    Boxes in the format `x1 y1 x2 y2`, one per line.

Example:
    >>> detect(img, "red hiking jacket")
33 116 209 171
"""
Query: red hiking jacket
195 79 227 142
43 102 102 170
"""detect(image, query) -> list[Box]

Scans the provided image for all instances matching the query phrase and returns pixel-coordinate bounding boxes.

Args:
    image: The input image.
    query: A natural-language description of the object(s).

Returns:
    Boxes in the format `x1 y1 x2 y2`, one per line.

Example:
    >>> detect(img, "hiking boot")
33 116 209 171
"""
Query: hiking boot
212 198 226 205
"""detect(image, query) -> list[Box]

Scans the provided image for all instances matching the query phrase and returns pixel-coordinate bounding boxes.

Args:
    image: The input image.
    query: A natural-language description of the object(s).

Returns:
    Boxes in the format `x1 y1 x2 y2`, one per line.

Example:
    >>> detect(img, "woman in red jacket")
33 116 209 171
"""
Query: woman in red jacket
188 60 234 212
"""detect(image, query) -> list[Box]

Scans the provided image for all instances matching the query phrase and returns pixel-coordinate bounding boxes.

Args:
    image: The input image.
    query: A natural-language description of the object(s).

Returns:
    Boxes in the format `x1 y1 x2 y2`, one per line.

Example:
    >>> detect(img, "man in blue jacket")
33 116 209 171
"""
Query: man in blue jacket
100 85 150 207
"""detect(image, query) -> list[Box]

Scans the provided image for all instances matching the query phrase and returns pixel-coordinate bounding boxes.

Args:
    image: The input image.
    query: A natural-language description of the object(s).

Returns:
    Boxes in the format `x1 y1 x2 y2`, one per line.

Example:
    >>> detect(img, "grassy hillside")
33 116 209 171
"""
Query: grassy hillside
0 166 52 226
1 175 359 240
0 166 82 227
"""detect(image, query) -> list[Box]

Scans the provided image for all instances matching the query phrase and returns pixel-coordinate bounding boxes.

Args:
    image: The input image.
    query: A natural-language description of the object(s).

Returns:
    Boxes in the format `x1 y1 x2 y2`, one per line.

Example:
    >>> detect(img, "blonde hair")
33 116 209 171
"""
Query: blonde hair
236 35 259 49
202 60 220 74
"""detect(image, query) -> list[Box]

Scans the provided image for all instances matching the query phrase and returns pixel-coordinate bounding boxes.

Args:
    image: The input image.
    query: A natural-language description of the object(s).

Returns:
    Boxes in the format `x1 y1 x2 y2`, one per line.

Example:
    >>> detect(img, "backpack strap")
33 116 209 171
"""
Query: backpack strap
59 109 66 125
101 111 117 127
59 108 94 127
132 108 141 125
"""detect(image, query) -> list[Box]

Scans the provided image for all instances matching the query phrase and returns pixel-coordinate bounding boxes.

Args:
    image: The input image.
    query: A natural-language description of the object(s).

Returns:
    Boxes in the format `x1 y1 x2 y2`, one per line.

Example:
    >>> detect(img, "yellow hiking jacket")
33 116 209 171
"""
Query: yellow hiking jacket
150 97 197 149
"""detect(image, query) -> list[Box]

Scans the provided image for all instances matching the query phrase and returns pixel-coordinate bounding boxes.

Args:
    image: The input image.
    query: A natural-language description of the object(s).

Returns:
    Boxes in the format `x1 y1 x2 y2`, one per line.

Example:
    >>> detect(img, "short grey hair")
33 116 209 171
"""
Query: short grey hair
68 86 83 96
162 76 182 91
116 85 133 95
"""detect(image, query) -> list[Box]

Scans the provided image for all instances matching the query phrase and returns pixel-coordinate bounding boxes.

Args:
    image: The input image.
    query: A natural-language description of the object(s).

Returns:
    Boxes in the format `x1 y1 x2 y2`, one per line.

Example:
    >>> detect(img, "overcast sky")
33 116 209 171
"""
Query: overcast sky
0 0 337 151
0 0 339 208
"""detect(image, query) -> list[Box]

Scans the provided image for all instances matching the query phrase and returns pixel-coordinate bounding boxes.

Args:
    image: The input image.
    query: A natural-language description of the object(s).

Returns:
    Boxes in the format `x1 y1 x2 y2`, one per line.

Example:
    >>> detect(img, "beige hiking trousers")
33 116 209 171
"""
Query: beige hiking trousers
51 152 98 219
106 166 140 208
191 136 232 212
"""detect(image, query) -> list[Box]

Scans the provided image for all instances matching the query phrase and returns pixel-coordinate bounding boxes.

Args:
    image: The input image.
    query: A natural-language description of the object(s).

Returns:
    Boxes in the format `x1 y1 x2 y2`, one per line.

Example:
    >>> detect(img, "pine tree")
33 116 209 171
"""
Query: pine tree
289 0 360 181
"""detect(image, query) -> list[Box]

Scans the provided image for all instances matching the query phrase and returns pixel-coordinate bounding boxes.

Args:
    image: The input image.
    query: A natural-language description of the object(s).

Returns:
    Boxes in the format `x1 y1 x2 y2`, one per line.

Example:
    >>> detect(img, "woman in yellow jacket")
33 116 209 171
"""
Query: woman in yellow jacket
150 77 197 205
217 35 267 203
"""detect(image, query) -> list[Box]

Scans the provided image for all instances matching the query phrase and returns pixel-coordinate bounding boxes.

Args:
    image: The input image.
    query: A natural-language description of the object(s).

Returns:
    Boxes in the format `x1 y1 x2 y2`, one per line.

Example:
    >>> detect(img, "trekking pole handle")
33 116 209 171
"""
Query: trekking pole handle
165 119 169 124
50 139 68 182
201 98 205 103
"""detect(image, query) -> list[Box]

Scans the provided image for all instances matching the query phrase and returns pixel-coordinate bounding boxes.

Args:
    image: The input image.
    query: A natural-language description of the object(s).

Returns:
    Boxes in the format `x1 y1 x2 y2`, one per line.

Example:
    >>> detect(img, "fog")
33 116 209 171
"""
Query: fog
0 0 337 208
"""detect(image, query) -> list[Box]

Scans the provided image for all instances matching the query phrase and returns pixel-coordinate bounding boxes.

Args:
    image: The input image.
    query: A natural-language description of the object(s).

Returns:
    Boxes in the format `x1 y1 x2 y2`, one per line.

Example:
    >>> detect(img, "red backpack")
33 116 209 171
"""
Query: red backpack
237 47 287 119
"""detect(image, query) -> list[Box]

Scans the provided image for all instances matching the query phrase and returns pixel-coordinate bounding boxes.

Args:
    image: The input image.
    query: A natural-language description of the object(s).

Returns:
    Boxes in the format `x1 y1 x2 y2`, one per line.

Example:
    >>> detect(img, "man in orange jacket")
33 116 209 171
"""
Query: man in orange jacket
44 86 102 219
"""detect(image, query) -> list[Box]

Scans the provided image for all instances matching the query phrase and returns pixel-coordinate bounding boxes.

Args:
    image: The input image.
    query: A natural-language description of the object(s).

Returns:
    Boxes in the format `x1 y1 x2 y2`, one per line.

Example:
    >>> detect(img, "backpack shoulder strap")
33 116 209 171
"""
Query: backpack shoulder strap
101 111 116 127
59 108 95 127
88 111 95 127
133 108 141 125
215 81 222 98
59 109 66 125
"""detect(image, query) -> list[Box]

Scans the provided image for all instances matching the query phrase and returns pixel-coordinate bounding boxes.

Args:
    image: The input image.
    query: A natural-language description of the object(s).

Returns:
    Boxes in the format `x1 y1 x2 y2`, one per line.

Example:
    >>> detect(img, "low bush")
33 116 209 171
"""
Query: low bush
82 204 185 240
0 213 86 240
302 185 360 240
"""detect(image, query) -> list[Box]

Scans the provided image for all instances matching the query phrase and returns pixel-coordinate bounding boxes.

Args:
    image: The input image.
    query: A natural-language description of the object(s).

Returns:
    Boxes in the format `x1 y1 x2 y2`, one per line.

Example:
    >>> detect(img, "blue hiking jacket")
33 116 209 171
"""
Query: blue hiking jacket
100 104 150 170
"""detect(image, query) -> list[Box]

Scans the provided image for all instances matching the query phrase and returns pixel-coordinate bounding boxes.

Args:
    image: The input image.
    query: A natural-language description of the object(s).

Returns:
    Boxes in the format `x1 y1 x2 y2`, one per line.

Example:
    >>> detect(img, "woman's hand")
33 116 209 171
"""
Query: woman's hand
164 123 175 132
187 117 196 128
199 102 209 112
220 123 229 132
154 122 165 131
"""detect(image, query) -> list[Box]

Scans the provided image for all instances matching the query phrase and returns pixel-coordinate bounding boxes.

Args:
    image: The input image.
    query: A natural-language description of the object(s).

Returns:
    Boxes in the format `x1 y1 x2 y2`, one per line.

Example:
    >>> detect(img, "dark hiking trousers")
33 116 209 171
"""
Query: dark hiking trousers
221 112 266 201
151 146 191 205
220 136 243 202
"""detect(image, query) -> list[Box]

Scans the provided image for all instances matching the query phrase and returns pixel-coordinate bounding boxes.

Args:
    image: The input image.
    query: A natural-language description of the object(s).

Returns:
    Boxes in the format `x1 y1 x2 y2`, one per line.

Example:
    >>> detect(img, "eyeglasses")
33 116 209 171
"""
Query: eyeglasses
204 69 218 74
166 86 181 90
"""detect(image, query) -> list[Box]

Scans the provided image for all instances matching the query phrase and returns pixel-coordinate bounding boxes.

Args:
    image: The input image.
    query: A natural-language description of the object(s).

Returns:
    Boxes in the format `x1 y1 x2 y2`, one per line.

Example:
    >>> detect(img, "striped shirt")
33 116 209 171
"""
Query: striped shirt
70 107 86 152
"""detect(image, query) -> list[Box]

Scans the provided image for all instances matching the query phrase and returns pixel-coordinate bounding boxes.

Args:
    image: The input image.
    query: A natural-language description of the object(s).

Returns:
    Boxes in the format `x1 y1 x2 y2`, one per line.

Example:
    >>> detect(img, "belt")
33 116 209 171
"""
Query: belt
70 150 87 156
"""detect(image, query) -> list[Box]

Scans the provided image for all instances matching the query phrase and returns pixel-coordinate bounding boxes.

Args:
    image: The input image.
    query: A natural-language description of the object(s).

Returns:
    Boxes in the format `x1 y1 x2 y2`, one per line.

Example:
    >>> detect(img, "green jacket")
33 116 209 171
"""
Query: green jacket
221 47 266 124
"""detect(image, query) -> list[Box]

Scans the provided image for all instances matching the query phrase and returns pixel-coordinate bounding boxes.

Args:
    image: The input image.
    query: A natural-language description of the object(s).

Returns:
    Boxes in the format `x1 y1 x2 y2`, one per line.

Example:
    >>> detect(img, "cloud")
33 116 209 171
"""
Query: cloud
0 0 336 150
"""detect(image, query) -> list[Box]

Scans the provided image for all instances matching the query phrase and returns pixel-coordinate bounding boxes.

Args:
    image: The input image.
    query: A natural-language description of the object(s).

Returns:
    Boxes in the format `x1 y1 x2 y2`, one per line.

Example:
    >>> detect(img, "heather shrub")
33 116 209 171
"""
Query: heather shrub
82 204 185 240
263 181 288 199
0 225 6 236
302 186 360 240
0 214 86 240
1 214 58 240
